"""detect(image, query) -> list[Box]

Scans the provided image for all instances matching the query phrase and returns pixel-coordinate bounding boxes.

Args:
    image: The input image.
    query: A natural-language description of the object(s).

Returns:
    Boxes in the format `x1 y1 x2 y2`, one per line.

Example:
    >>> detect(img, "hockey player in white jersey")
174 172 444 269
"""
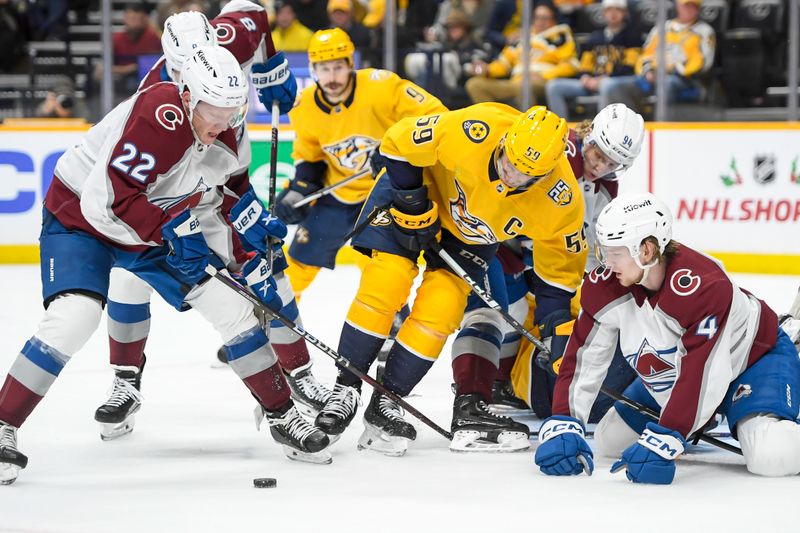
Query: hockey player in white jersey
95 7 331 441
0 47 332 485
535 192 800 483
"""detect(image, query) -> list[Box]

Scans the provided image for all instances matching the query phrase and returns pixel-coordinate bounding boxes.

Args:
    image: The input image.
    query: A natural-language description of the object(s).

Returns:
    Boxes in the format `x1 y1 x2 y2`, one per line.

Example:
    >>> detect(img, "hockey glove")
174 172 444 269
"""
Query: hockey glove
274 177 323 224
368 144 387 177
389 185 440 253
251 52 297 115
611 422 685 484
534 309 574 377
229 189 288 255
162 210 210 283
535 415 594 476
242 254 282 313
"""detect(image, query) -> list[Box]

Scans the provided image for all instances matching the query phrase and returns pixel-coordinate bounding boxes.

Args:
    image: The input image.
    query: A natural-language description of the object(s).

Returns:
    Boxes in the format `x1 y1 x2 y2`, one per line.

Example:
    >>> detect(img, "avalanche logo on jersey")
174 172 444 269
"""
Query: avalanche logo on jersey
449 179 496 244
153 177 212 215
462 120 490 143
626 338 677 393
588 265 613 284
323 135 380 172
670 268 702 296
547 179 573 206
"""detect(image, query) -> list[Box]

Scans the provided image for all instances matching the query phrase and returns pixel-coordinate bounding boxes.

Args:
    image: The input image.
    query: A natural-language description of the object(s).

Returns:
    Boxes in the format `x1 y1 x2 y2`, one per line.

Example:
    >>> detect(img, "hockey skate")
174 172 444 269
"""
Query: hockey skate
285 362 332 418
94 367 143 441
450 393 530 453
315 383 361 436
490 380 529 411
357 391 416 457
0 423 27 485
264 402 332 465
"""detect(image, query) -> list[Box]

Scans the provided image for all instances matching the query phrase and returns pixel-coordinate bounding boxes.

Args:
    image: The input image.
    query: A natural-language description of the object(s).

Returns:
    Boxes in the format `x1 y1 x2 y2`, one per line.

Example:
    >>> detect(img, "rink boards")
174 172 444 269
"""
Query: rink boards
0 121 798 274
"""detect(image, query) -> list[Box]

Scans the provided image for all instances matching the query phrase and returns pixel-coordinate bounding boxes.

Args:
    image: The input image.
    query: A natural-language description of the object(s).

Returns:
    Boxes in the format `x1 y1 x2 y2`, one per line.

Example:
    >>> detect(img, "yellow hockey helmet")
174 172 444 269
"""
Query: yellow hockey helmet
504 106 568 178
307 28 355 65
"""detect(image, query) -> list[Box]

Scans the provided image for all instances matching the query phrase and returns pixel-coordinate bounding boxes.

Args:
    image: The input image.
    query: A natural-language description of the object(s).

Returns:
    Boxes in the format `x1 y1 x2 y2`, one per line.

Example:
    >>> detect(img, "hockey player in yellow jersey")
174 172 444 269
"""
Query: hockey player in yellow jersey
315 105 587 455
270 28 445 375
277 28 446 296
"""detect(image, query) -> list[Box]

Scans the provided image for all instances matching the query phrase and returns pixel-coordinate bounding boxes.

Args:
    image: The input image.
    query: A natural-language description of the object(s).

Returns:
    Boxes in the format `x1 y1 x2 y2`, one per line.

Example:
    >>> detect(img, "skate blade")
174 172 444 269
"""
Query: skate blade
0 463 20 485
99 417 135 441
449 430 530 453
356 425 410 457
282 445 332 465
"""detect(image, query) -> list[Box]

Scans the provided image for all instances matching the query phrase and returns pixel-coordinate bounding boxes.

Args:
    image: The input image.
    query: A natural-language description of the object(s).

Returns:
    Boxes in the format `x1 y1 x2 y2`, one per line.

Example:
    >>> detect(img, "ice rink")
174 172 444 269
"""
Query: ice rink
0 264 798 533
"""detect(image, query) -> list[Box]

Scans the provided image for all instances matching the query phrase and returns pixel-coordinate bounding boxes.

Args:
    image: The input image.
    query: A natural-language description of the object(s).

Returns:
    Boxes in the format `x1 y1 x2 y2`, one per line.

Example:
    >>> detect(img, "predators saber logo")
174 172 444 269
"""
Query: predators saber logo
449 180 496 244
323 135 380 172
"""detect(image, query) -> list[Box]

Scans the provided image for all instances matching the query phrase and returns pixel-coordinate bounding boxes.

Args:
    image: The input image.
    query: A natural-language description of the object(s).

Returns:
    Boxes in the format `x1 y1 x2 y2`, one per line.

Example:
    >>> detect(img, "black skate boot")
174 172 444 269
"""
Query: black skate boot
265 402 332 464
284 362 332 418
358 391 416 457
0 423 27 485
450 393 530 452
315 382 361 436
94 360 145 441
491 380 530 410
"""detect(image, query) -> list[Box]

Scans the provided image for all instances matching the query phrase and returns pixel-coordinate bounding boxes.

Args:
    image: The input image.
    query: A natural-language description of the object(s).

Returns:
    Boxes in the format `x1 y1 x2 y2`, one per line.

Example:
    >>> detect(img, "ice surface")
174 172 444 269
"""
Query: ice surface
0 265 798 532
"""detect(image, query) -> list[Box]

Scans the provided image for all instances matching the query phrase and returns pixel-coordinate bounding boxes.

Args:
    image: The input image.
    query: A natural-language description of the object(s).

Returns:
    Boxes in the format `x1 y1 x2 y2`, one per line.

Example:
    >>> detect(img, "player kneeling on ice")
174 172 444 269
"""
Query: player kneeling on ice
534 192 800 484
0 47 332 485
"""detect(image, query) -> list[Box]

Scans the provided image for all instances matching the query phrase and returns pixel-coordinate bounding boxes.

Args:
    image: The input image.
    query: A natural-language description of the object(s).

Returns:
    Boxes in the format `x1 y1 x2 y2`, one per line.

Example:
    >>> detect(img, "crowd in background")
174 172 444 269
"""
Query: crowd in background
1 0 791 122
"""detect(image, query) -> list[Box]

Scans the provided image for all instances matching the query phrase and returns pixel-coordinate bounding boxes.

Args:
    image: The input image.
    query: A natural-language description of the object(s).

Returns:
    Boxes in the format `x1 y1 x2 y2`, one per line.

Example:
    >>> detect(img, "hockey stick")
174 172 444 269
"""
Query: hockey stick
204 265 454 441
432 243 743 455
598 386 743 456
292 168 372 209
266 101 279 270
430 242 549 353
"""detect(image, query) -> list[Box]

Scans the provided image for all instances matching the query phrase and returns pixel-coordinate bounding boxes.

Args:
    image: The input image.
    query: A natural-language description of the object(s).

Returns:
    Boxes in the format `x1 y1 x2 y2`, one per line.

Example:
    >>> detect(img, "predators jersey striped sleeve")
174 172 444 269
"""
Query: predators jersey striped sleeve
380 102 587 294
288 68 447 204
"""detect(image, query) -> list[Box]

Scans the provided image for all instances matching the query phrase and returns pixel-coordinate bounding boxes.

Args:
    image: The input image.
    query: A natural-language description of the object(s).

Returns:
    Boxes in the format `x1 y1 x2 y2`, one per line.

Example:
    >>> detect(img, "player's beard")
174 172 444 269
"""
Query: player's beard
321 76 353 103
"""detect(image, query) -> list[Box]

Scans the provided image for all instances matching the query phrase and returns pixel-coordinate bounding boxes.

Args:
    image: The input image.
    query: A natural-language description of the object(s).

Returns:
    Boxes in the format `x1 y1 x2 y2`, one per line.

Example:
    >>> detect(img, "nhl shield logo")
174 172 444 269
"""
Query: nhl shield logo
753 154 776 185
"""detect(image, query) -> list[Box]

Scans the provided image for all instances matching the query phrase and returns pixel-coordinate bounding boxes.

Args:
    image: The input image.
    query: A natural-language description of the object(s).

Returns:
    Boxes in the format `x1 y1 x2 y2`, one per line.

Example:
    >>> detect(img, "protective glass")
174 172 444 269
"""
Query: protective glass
595 243 631 268
194 100 248 130
495 147 551 189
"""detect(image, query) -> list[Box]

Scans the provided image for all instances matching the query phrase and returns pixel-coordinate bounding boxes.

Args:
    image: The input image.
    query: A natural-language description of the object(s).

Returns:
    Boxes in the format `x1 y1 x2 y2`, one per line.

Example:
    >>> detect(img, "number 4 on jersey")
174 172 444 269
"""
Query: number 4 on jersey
696 315 718 339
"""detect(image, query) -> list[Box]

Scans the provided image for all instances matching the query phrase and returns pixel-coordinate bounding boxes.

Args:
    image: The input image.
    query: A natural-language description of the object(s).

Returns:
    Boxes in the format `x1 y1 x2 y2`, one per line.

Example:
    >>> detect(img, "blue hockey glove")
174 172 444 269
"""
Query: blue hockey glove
535 415 594 476
274 177 323 224
229 189 288 255
162 210 209 282
389 185 440 253
611 422 686 484
242 255 281 312
535 309 574 377
251 52 297 115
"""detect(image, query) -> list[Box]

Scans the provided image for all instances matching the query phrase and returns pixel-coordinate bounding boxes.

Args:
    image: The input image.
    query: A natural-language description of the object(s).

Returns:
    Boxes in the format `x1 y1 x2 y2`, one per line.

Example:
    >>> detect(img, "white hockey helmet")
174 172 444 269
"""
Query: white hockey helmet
162 11 217 79
180 46 249 131
595 192 673 270
584 103 645 172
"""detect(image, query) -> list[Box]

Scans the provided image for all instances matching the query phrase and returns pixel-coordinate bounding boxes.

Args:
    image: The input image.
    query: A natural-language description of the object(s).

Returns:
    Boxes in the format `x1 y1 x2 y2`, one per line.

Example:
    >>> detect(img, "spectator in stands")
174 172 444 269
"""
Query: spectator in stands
157 0 195 29
554 0 595 29
0 0 27 71
27 0 68 41
95 1 161 96
272 0 314 51
36 84 76 119
603 0 715 109
292 0 329 31
545 0 642 119
327 0 370 50
424 0 493 44
465 1 578 110
483 0 520 52
404 8 482 109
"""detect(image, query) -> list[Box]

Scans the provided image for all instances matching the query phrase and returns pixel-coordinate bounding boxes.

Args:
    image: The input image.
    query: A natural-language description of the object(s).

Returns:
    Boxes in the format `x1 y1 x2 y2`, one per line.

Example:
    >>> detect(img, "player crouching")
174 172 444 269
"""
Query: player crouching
535 193 800 483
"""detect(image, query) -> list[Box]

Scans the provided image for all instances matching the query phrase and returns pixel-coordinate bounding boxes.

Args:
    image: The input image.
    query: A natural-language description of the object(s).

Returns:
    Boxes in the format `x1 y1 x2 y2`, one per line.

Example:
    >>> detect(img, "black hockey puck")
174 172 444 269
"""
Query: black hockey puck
253 477 277 488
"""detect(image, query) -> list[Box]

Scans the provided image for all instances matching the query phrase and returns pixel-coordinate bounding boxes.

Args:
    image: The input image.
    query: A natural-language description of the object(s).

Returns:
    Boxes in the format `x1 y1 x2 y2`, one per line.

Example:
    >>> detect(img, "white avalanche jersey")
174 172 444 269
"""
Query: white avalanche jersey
45 82 250 268
553 245 779 437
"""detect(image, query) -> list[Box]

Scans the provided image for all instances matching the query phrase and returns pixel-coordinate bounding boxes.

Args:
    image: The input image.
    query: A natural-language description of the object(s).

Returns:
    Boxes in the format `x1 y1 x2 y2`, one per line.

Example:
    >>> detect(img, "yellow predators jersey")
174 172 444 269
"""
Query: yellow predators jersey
288 68 447 204
381 103 587 292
